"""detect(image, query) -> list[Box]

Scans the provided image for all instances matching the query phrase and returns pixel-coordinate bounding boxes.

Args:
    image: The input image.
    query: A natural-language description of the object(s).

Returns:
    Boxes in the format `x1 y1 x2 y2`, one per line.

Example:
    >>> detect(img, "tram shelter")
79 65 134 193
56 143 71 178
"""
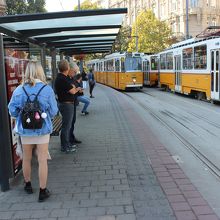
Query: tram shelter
0 8 127 191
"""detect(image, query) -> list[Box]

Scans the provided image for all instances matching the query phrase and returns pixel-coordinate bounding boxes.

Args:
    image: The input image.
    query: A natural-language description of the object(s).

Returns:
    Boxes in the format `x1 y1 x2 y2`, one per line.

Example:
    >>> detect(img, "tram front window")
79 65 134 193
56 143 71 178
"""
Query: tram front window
125 57 142 71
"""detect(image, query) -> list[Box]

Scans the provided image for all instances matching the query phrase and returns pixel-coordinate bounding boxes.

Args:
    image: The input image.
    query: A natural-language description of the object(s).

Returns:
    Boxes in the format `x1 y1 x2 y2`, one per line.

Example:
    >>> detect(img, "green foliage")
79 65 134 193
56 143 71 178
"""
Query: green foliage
74 0 101 10
128 10 172 53
26 0 46 13
113 25 131 52
6 0 46 15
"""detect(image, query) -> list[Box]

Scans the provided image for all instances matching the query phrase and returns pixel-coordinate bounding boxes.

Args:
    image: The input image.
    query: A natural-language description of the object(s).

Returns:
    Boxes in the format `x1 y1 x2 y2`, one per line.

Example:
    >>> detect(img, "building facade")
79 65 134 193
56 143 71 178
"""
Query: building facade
107 0 220 39
0 0 6 15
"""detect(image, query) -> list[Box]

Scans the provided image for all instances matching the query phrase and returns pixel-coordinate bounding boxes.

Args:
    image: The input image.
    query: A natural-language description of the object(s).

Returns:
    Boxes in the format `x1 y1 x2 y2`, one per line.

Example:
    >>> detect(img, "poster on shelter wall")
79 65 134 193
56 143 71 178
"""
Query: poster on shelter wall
5 53 29 175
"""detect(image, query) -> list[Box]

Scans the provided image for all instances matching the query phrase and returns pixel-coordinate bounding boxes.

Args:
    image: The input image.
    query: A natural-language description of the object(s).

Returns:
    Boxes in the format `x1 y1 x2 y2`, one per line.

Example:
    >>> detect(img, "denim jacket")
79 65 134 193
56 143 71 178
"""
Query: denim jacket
8 82 58 136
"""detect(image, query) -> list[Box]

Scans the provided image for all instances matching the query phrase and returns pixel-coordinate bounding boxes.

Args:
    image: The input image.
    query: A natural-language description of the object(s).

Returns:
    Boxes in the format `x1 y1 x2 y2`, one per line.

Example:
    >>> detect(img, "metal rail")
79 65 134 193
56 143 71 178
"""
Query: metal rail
123 91 220 180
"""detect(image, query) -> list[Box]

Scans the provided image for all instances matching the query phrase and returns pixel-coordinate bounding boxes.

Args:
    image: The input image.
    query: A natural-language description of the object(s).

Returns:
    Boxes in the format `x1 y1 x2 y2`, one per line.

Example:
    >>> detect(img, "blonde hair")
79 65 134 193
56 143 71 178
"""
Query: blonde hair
23 61 47 86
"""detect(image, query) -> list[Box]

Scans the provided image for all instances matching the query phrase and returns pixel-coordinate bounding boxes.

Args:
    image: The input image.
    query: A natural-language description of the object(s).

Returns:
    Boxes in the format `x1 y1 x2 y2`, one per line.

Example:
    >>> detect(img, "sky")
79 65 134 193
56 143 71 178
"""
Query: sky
46 0 85 12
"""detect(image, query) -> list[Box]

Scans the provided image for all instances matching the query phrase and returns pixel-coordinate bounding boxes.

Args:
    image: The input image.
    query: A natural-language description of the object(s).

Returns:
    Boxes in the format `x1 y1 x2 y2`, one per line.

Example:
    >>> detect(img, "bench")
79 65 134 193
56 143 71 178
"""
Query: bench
51 115 62 136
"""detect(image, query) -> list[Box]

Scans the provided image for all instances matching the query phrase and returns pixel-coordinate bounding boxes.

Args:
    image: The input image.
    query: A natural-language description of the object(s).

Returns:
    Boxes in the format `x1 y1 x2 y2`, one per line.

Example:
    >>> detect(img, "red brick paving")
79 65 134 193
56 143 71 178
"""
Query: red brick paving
114 92 220 220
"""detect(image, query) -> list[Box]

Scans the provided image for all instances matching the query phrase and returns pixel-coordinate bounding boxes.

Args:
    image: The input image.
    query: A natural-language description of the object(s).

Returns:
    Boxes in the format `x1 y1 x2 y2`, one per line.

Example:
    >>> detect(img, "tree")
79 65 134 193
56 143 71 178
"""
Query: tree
113 25 131 52
6 0 27 15
128 10 172 53
74 0 101 10
6 0 46 15
26 0 46 13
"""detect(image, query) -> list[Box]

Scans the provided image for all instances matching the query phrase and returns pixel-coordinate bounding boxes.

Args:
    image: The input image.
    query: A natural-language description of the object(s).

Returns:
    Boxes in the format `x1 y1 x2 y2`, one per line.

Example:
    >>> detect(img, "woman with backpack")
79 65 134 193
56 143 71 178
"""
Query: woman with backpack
8 61 58 202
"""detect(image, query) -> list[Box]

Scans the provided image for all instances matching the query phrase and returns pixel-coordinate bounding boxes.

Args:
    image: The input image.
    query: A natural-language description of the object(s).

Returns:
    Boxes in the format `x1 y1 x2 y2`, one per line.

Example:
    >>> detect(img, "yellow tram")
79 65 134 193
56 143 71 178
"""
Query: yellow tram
88 52 144 90
156 37 220 101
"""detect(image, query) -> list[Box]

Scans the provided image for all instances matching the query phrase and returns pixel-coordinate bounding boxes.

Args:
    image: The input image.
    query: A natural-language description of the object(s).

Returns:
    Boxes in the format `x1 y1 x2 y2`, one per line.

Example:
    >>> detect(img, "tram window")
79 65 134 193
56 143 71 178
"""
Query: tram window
115 59 120 72
107 60 113 71
125 57 142 71
160 54 166 70
216 51 219 71
216 72 218 92
121 58 125 72
183 47 193 69
101 62 103 72
211 51 214 71
151 57 158 70
167 52 173 70
194 45 207 69
104 61 107 71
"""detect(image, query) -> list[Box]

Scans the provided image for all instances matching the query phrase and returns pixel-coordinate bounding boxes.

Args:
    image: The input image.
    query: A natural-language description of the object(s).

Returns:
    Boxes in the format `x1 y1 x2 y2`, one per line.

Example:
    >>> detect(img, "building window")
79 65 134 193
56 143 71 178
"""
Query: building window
194 45 207 69
190 0 198 7
183 47 193 69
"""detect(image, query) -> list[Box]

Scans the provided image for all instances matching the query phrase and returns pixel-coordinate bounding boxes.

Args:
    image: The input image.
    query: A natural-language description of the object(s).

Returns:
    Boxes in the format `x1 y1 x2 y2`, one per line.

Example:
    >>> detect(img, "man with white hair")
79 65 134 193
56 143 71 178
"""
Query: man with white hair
68 62 82 145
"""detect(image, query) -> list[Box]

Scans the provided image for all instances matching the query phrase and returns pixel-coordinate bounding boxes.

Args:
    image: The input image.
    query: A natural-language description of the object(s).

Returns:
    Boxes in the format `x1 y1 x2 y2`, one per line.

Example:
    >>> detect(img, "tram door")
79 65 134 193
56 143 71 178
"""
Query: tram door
211 50 220 100
174 55 181 92
143 60 150 85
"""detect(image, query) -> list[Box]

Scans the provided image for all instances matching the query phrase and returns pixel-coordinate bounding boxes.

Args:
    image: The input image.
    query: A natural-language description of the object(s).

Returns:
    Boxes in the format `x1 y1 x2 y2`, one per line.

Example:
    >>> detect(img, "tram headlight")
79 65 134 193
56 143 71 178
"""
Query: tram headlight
133 78 136 83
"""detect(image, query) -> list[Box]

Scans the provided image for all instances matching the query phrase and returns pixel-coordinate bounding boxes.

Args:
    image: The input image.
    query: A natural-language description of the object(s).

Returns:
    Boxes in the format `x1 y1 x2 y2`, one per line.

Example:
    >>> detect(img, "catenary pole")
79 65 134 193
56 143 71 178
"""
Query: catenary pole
186 0 189 39
78 0 80 10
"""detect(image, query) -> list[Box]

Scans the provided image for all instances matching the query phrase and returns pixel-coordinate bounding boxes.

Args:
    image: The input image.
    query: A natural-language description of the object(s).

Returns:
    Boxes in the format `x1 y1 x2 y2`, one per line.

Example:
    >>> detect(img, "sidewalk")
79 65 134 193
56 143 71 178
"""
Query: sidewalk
0 84 219 220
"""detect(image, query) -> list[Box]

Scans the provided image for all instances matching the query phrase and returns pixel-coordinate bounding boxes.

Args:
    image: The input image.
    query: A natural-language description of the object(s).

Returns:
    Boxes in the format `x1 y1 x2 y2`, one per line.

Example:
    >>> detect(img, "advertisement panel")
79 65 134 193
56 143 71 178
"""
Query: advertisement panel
5 51 29 175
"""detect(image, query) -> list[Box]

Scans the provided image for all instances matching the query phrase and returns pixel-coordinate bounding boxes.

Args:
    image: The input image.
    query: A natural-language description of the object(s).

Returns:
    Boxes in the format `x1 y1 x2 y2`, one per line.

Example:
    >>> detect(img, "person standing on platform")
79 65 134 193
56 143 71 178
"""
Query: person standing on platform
8 61 58 202
74 73 90 115
88 68 95 98
68 62 82 144
81 67 88 89
54 60 81 153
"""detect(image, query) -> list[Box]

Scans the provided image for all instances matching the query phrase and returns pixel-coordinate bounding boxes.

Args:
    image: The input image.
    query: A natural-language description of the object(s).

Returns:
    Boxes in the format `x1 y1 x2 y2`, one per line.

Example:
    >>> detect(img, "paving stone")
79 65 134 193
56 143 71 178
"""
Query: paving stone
79 199 98 207
116 214 136 220
171 202 191 211
97 199 115 207
31 210 51 218
175 211 197 220
0 211 15 219
68 208 87 217
50 209 69 218
198 215 219 220
87 207 106 216
96 216 116 220
106 206 124 215
192 206 214 215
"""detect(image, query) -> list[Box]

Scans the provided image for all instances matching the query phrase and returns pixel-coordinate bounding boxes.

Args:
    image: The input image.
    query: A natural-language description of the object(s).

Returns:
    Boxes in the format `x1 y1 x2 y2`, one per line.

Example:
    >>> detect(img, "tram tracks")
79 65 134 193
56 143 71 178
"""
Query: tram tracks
142 89 220 129
123 91 220 181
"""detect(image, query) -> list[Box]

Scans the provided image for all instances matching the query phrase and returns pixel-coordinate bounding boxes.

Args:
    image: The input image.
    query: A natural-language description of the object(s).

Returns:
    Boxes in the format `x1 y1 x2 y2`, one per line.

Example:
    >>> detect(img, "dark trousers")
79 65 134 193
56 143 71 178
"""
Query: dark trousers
69 103 77 144
58 103 75 150
89 83 95 96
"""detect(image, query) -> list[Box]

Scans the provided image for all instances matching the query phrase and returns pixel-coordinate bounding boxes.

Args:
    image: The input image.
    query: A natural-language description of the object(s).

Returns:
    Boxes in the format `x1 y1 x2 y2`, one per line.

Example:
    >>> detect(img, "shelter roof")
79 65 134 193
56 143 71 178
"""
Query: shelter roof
0 8 127 54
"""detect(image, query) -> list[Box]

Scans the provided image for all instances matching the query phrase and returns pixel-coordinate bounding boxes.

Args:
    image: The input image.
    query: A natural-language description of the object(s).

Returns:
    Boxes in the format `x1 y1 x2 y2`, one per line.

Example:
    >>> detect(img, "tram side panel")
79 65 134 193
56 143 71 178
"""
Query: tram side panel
159 72 175 91
181 73 211 99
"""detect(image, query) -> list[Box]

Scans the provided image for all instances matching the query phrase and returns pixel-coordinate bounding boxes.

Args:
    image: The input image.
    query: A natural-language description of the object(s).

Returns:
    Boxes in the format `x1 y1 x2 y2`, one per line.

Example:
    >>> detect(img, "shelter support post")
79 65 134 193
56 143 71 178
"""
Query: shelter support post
51 48 57 88
41 44 46 73
0 34 13 192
